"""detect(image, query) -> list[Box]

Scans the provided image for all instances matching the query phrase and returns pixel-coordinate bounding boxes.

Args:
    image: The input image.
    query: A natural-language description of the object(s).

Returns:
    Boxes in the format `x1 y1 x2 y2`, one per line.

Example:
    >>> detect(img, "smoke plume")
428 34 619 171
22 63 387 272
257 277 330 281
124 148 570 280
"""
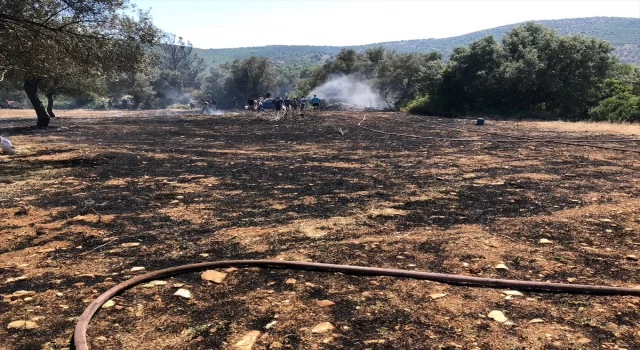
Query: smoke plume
309 75 383 107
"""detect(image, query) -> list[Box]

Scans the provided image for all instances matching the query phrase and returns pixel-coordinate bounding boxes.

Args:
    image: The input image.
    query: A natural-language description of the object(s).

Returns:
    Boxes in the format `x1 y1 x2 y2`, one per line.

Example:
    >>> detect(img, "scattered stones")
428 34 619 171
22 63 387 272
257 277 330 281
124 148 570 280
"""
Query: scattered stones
101 300 115 309
201 270 227 284
7 320 38 329
121 243 140 248
142 280 168 288
11 290 35 298
539 239 552 244
130 267 145 272
316 300 335 307
265 320 277 329
235 330 261 350
285 278 297 285
429 293 447 300
495 264 509 271
502 291 524 296
488 310 507 323
6 276 27 283
529 319 544 323
311 322 335 334
174 288 192 299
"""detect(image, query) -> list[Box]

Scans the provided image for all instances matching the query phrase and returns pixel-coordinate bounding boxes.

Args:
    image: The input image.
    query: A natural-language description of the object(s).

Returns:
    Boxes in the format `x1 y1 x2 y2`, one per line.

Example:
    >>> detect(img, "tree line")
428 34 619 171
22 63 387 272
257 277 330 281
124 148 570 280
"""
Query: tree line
1 3 638 126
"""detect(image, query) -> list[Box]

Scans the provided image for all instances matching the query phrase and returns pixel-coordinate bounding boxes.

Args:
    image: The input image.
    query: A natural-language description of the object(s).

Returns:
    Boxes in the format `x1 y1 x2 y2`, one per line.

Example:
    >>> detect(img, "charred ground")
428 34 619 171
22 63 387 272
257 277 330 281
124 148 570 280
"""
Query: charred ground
1 111 639 350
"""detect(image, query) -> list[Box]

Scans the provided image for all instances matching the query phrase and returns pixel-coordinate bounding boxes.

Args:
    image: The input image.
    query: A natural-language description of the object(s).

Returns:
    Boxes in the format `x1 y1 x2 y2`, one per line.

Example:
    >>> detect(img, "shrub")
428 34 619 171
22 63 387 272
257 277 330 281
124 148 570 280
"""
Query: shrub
589 93 640 122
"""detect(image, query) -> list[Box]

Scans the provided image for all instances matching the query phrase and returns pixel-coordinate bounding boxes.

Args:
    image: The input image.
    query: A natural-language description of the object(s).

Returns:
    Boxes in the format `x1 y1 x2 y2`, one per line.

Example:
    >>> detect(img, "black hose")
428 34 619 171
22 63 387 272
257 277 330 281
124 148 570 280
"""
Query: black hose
73 259 640 350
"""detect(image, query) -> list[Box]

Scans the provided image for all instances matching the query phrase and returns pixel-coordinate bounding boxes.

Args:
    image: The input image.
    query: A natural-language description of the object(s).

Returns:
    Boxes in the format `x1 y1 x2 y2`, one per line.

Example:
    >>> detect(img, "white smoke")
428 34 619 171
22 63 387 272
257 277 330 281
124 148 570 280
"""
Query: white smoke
309 75 384 108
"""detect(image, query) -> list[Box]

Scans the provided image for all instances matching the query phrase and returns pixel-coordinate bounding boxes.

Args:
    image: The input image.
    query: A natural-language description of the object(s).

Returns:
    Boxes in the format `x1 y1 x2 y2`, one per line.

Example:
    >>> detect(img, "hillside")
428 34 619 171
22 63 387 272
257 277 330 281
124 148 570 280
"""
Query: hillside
193 17 640 65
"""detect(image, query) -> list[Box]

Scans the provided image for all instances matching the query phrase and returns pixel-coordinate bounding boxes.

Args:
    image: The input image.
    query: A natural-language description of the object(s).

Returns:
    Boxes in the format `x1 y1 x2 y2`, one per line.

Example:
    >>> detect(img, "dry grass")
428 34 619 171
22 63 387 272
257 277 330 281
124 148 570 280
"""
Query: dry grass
520 120 640 136
1 110 639 350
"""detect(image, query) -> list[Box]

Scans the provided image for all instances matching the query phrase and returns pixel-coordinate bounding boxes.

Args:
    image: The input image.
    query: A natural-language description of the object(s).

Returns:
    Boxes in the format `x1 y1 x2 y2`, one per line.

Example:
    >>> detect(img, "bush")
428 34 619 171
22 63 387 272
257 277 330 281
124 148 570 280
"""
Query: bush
405 96 434 114
589 93 640 122
166 104 191 109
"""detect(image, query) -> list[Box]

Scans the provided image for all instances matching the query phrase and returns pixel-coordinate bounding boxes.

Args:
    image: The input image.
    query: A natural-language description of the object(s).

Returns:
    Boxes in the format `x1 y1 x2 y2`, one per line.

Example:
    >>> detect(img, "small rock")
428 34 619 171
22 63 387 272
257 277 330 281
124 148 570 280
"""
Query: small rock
23 297 34 302
429 293 447 300
265 320 277 329
626 255 638 261
599 219 612 223
7 320 38 329
311 322 335 334
495 263 509 271
488 310 507 323
102 300 116 309
269 341 283 349
77 273 95 278
12 290 35 298
502 290 524 296
576 338 591 344
121 243 140 248
529 318 544 323
96 336 107 341
235 330 261 350
539 239 552 244
30 316 45 322
285 278 297 285
199 253 209 257
174 288 192 299
316 300 335 307
567 278 577 283
201 270 227 284
173 283 184 288
130 267 145 272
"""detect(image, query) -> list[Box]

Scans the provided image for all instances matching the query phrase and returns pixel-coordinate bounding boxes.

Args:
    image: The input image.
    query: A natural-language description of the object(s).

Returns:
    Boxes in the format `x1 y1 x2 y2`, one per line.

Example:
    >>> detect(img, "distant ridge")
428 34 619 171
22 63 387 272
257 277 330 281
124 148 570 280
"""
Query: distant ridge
193 17 640 65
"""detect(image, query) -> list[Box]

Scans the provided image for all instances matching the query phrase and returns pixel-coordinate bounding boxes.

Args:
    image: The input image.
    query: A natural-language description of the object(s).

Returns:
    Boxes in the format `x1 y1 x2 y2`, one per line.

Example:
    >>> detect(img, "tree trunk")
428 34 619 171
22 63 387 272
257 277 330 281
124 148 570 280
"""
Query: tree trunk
46 93 56 119
24 79 50 128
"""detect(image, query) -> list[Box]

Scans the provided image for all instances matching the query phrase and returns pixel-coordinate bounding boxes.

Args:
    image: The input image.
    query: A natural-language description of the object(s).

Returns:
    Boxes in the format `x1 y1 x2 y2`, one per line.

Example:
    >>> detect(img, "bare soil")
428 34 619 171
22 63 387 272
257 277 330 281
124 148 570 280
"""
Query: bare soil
1 110 639 350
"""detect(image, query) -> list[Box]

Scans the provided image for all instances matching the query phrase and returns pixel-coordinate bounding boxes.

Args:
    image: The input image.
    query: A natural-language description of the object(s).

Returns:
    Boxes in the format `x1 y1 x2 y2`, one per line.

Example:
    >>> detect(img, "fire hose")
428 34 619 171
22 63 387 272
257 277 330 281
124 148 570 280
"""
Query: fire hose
74 260 639 349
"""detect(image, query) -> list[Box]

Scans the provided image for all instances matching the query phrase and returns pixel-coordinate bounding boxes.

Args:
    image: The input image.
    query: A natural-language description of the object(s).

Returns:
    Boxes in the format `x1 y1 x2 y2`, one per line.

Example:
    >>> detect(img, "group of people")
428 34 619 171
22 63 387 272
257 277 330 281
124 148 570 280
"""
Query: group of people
247 94 321 112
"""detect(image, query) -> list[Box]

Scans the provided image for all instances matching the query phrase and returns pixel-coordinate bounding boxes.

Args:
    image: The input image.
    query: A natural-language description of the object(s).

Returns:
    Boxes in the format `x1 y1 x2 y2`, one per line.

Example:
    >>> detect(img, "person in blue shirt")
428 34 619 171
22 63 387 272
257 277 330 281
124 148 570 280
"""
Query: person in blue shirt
312 95 320 110
299 96 307 110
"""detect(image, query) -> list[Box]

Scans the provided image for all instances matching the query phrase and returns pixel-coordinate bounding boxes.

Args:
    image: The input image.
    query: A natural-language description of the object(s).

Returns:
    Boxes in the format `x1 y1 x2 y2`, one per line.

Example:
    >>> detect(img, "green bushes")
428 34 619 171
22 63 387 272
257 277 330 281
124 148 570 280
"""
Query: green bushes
589 93 640 122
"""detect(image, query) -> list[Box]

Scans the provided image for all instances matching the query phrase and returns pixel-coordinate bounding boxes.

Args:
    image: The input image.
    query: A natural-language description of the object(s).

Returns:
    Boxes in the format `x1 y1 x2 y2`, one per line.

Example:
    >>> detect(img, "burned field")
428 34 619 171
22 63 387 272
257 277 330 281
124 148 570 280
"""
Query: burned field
1 111 639 350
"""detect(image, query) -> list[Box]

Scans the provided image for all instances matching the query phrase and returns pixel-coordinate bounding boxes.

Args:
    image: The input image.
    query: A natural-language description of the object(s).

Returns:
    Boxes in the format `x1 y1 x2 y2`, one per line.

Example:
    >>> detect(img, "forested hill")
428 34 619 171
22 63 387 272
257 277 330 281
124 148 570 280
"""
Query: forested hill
193 17 640 65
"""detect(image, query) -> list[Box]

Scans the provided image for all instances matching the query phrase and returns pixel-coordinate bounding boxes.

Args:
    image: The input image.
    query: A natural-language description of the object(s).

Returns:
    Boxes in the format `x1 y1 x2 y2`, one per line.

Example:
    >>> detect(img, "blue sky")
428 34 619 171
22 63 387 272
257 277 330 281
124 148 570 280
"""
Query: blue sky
132 0 640 49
